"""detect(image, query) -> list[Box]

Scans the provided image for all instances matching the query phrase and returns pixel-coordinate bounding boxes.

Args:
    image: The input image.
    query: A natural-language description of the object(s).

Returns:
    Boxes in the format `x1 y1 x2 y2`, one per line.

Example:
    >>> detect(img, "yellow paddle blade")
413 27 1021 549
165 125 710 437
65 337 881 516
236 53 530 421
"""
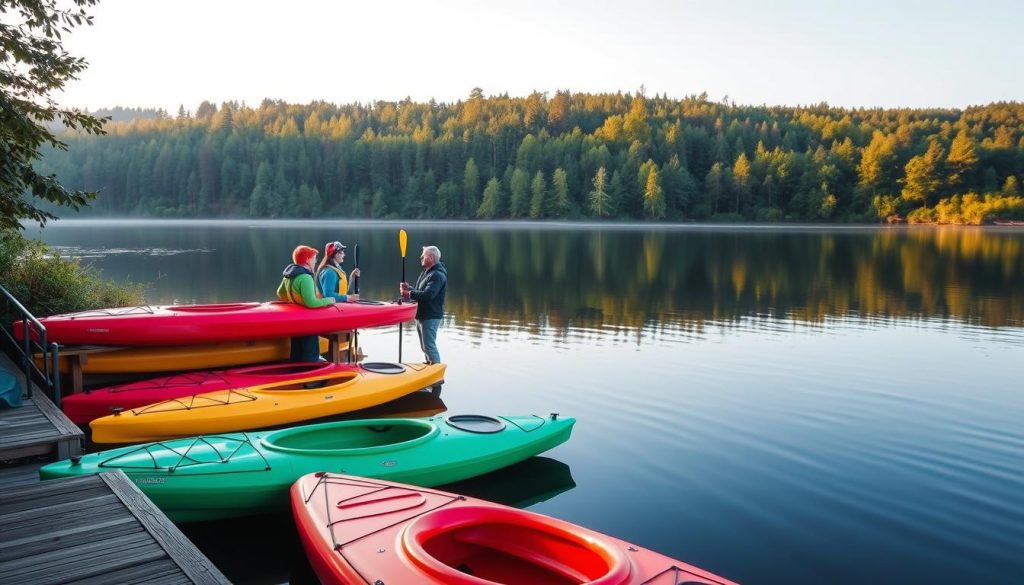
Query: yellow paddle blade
399 229 408 258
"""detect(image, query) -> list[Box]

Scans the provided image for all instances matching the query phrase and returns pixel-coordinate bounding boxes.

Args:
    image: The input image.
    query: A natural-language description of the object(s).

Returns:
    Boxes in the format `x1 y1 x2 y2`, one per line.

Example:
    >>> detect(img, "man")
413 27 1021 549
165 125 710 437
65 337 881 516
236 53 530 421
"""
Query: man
400 245 447 364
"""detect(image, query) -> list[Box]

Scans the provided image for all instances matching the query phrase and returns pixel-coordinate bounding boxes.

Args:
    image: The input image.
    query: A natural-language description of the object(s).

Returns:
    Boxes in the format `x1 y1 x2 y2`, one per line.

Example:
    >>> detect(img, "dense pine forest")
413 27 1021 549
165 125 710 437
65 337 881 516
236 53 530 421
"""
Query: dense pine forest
39 91 1024 223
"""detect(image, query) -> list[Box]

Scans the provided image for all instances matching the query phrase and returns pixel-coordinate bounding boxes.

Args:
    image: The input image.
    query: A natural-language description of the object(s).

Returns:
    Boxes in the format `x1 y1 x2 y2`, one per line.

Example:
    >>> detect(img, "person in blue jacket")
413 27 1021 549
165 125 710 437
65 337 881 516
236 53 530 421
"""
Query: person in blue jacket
400 245 447 364
317 240 360 303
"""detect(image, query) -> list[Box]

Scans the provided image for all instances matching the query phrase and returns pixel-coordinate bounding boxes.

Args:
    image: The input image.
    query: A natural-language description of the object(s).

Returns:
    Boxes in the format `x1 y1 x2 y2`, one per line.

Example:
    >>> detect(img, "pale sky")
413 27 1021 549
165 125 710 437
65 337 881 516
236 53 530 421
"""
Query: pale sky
57 0 1023 113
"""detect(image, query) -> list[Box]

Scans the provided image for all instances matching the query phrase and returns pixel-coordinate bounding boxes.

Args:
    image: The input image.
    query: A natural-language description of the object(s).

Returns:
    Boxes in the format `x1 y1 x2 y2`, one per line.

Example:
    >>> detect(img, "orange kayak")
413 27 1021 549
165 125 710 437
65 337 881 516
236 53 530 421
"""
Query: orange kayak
90 362 446 444
291 473 739 585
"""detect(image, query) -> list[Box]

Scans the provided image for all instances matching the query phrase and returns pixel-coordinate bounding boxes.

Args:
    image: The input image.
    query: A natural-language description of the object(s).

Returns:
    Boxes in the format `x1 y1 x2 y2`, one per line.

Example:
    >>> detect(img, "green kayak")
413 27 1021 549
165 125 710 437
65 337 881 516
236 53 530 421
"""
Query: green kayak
39 414 574 523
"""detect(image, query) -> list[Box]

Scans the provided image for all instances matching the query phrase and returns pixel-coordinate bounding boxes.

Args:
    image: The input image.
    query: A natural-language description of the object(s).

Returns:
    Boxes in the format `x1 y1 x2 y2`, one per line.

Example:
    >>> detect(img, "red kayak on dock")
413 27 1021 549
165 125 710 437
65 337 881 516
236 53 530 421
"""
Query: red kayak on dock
13 300 414 346
62 361 349 425
291 473 739 585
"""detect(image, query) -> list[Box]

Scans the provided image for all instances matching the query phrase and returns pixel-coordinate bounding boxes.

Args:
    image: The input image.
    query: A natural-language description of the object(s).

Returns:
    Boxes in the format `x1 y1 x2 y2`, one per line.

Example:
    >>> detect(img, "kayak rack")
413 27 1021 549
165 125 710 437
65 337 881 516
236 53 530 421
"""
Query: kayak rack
97 434 271 472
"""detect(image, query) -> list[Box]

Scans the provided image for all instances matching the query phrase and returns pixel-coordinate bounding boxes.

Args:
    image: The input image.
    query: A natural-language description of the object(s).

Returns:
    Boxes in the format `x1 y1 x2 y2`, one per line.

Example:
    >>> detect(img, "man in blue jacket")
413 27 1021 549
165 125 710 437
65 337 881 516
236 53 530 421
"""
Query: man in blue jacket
400 245 447 364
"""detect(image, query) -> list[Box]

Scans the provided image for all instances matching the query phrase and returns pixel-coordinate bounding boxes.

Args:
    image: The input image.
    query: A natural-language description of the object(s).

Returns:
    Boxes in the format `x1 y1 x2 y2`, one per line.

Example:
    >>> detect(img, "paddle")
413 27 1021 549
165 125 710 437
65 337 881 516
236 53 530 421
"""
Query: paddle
398 229 408 362
352 243 360 294
352 243 359 360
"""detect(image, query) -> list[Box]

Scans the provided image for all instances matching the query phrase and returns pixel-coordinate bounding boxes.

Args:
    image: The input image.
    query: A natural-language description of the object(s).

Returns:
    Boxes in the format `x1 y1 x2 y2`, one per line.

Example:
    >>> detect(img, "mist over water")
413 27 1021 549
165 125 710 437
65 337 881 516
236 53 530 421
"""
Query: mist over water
32 220 1024 584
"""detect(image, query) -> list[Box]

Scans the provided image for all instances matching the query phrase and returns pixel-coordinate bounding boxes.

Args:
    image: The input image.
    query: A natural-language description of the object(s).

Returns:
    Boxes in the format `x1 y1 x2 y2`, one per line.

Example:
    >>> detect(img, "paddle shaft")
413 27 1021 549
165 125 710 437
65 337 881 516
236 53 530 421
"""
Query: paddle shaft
399 230 408 362
352 244 359 295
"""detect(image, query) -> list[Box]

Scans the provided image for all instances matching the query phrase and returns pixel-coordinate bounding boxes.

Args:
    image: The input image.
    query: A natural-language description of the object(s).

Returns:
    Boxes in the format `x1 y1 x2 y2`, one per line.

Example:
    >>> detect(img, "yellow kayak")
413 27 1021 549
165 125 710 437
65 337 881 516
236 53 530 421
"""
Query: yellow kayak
36 337 334 374
90 362 446 444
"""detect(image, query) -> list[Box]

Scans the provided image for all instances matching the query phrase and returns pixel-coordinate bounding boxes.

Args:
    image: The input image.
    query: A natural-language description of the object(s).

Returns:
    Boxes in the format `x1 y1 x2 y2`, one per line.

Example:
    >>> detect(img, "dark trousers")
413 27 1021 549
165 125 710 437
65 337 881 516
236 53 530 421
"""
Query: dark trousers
290 335 321 362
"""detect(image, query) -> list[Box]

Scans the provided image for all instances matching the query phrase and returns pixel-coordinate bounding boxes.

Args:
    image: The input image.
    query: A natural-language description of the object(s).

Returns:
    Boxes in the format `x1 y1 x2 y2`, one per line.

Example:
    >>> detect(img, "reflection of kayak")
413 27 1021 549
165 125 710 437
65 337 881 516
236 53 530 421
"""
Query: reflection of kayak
335 387 447 421
35 337 333 374
43 414 575 523
89 362 446 444
442 456 576 509
63 360 353 425
15 300 414 346
291 473 738 585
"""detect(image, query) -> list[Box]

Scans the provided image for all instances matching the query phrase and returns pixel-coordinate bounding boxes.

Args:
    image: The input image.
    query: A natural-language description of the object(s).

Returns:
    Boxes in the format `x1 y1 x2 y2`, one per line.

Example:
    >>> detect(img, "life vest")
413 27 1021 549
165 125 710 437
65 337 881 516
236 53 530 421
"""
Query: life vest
320 264 348 297
282 273 323 307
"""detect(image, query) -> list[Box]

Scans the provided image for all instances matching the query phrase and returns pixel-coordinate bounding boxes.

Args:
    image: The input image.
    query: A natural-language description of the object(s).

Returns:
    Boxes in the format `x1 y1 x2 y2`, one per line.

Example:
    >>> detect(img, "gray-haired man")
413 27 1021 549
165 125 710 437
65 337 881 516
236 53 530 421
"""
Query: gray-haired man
400 245 447 363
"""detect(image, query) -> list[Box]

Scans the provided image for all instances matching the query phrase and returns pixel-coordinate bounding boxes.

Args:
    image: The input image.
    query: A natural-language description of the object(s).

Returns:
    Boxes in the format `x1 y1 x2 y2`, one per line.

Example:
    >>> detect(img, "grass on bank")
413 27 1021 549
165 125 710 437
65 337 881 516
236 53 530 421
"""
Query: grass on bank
1 230 145 321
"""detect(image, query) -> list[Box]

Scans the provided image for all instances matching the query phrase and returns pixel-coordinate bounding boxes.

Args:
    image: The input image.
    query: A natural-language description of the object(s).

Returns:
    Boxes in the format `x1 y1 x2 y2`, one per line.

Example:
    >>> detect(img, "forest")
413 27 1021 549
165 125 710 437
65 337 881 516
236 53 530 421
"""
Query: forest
38 91 1024 224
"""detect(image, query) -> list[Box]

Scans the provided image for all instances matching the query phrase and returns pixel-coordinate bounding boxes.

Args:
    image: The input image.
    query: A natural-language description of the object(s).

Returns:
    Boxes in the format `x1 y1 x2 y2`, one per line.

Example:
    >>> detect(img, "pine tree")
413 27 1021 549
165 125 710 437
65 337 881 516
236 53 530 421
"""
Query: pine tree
1003 176 1020 197
946 130 979 191
643 167 666 219
589 166 611 217
529 170 547 219
732 152 752 215
508 168 531 217
477 177 503 218
551 168 571 217
463 158 480 218
623 93 650 143
902 140 945 208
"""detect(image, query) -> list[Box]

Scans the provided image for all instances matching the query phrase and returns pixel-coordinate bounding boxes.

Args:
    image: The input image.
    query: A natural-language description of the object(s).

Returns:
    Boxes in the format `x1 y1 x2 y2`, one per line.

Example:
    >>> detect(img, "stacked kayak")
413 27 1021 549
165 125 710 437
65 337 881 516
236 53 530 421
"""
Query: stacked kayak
63 361 355 425
35 337 333 374
89 362 446 443
42 414 575 522
14 299 414 346
292 473 738 585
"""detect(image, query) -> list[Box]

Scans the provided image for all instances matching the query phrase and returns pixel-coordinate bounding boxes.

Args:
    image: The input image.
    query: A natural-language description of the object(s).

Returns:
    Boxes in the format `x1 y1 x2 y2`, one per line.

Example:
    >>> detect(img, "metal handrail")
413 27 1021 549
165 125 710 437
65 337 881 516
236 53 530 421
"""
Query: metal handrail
0 284 57 401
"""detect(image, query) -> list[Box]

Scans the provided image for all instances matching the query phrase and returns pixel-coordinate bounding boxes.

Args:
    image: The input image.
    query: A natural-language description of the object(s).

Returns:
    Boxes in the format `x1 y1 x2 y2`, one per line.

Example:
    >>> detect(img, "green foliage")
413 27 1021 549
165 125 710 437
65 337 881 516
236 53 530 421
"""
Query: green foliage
0 0 105 230
931 193 1024 224
476 177 503 218
33 92 1024 224
901 140 945 208
0 231 144 320
529 170 547 219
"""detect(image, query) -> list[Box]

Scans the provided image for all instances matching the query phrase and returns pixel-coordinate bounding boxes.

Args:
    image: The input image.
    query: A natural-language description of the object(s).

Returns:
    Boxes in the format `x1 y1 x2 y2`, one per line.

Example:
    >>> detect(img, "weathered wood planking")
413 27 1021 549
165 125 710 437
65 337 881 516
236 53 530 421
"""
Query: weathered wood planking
0 471 229 585
0 351 83 460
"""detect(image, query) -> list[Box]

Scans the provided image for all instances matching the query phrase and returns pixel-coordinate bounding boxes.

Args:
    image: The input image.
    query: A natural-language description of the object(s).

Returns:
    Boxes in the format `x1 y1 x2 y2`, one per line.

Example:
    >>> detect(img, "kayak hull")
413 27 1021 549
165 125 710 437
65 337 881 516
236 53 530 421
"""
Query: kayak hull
15 300 414 346
34 337 333 374
89 362 446 443
63 360 350 425
291 473 738 585
41 414 575 522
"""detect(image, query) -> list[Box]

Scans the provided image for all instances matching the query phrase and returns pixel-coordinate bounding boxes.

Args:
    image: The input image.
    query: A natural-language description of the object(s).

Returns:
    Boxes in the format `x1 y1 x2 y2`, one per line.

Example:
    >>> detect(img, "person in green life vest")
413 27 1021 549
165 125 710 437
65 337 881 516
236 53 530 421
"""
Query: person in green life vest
317 241 361 302
277 245 335 361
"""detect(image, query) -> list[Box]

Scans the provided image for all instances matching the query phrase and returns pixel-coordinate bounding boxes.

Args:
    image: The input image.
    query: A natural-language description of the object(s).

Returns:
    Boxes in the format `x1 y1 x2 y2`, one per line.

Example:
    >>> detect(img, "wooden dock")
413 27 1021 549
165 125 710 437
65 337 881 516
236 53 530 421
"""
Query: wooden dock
0 470 230 585
0 352 82 461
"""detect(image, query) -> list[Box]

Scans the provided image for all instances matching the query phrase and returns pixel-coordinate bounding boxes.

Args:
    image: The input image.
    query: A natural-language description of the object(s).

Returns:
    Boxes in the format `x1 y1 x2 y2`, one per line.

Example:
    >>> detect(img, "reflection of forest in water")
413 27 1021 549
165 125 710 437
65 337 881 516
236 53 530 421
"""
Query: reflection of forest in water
38 222 1024 332
444 226 1024 333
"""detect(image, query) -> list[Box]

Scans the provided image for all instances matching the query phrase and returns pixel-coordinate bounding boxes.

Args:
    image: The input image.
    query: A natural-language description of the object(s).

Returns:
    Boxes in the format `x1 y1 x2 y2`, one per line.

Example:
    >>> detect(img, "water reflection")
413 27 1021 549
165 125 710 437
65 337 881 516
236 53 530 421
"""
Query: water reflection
27 221 1024 584
31 222 1024 332
443 456 576 509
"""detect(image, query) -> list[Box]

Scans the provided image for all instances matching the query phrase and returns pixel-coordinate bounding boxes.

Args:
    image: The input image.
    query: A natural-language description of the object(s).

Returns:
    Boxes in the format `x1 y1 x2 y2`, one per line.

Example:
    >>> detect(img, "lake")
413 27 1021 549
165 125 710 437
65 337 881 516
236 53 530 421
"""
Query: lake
28 220 1024 585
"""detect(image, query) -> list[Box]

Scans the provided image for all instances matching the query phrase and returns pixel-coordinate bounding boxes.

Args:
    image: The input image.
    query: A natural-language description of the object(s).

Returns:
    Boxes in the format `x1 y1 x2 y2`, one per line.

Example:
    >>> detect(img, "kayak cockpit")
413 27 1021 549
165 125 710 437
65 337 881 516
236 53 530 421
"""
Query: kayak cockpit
401 506 632 585
255 373 359 392
262 419 439 454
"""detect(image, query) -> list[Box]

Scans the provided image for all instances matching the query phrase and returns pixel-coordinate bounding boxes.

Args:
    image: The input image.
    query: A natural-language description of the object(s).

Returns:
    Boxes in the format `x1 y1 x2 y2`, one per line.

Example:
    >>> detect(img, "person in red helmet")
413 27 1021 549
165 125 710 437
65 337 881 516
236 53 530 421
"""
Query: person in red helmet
277 245 335 361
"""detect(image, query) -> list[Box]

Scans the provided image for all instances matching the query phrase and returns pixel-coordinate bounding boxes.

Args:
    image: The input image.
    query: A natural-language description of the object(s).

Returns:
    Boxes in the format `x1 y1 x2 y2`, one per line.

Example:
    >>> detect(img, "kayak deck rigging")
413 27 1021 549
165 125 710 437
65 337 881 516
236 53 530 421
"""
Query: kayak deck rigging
97 434 271 472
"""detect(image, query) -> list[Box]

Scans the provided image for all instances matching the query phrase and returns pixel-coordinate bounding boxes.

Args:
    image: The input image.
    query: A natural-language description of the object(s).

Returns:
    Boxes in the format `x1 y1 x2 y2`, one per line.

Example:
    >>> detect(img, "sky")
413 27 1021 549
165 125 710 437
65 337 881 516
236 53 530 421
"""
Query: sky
56 0 1024 113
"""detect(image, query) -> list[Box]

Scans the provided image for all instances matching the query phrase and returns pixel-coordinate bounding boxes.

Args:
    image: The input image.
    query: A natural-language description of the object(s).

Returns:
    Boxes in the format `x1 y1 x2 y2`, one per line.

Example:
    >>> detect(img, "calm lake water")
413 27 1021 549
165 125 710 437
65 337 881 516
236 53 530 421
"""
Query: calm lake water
29 220 1024 585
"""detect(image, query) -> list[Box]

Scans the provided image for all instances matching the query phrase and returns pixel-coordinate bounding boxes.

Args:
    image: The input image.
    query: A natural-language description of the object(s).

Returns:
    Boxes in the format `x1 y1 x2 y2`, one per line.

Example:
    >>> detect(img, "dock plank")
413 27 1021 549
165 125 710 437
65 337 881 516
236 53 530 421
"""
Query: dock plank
0 471 229 585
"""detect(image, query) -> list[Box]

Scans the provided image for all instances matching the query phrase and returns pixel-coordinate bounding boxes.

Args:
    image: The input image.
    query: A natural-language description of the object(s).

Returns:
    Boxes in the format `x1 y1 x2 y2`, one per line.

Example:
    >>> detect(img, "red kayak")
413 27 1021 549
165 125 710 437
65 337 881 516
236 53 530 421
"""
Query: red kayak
13 300 414 346
62 361 348 425
291 473 739 585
